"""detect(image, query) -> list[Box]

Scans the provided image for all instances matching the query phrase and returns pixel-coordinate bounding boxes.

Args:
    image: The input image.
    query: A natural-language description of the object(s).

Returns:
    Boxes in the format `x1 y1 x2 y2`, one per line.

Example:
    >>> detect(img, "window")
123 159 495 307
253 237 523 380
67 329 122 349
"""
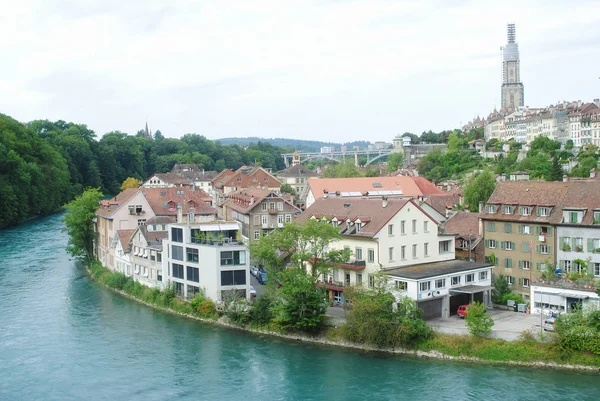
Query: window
261 215 268 225
504 258 513 268
574 237 584 252
388 247 394 261
187 285 200 298
424 242 429 257
537 244 551 254
435 278 446 288
401 221 406 235
504 223 512 233
479 271 488 281
277 202 283 211
523 278 530 288
368 249 375 263
486 239 496 249
171 227 183 242
174 282 184 296
253 215 260 225
220 270 246 286
412 244 417 258
278 215 284 224
486 205 497 214
465 273 474 283
285 214 292 223
439 240 451 253
537 207 550 217
569 211 578 223
186 248 199 263
186 266 199 282
502 241 514 251
220 250 246 266
518 225 530 235
520 206 532 216
137 219 146 226
395 281 407 291
401 245 406 260
487 222 496 232
269 202 275 210
254 230 261 240
507 276 515 285
172 263 184 279
419 281 431 292
172 245 183 261
451 276 461 286
593 263 600 276
369 275 375 288
157 252 162 262
590 238 600 252
262 203 267 211
594 212 600 224
412 220 417 233
521 241 530 253
519 260 530 270
356 273 363 285
424 221 429 233
562 260 572 271
355 248 363 261
388 224 394 236
502 205 514 215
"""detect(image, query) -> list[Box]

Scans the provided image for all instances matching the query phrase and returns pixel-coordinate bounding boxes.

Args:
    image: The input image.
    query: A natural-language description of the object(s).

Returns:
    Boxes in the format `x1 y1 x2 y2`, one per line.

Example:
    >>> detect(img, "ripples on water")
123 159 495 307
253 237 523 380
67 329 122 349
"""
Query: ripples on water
0 213 599 401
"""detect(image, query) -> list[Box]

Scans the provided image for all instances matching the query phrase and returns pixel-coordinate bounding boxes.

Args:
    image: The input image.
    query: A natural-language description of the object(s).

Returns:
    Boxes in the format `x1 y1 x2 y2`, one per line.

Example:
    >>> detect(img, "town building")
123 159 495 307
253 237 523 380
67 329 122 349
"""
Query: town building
275 152 320 207
530 282 600 316
212 166 281 213
129 216 171 288
304 176 445 209
500 24 524 110
442 211 485 263
161 213 250 301
221 187 301 240
298 197 492 318
142 164 218 196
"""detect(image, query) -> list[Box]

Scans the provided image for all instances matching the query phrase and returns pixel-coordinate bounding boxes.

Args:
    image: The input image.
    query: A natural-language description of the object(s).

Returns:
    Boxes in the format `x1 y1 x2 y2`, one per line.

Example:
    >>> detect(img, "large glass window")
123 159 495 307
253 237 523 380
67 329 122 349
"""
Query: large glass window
220 250 246 266
172 245 183 261
171 227 183 242
186 248 199 263
187 266 199 282
172 263 184 279
220 270 247 285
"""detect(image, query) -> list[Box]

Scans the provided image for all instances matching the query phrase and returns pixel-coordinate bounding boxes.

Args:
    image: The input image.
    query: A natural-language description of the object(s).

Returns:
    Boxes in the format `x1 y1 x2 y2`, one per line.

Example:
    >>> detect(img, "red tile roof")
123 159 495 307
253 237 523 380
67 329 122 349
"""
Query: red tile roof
443 212 482 248
307 176 444 199
141 187 216 217
96 188 140 217
116 229 135 252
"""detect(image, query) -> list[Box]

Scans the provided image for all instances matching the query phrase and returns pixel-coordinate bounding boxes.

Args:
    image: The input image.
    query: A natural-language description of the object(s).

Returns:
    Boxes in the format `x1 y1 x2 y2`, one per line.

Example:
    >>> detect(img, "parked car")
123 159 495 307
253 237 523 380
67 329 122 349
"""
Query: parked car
250 266 260 277
543 317 556 331
257 270 268 285
249 285 257 298
457 305 469 318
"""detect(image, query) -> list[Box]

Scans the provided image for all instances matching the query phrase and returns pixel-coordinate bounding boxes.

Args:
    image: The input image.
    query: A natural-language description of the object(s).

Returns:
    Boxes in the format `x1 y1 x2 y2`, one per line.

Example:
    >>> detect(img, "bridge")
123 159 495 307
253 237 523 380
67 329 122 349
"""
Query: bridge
282 149 393 167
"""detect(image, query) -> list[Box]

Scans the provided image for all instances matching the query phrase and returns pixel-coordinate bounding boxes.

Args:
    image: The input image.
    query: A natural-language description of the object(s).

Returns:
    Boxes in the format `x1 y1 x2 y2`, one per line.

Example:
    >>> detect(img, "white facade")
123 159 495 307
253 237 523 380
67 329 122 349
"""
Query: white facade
556 224 600 278
162 222 250 301
130 228 166 289
530 284 600 315
113 235 132 277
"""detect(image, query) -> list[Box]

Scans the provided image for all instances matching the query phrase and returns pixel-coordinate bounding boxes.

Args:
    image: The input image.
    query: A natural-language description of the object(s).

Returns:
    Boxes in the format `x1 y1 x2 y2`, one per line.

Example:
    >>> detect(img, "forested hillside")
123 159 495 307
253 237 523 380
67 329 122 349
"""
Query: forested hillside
0 114 287 228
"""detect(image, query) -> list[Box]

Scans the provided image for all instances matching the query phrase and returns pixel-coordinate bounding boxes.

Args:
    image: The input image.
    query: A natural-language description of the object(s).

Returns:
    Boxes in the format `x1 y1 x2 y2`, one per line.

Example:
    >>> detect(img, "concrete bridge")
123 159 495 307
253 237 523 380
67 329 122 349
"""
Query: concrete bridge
282 149 393 167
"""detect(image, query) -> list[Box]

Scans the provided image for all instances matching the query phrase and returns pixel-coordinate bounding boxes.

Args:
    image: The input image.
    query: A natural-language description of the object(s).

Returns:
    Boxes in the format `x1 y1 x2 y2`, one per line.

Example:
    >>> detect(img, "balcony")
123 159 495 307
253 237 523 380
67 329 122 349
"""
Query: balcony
268 208 278 214
336 260 366 271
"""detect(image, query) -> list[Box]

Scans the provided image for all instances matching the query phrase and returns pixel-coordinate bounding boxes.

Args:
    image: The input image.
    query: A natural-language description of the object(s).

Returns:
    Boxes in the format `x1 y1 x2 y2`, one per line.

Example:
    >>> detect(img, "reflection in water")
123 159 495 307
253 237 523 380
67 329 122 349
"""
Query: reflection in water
0 213 598 401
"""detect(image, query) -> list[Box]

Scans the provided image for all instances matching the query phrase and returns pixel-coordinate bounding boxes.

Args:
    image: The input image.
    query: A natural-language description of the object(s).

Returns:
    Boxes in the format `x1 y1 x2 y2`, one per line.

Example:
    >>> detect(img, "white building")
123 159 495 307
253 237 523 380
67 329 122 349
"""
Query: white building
162 218 250 301
297 197 493 318
129 216 171 288
530 284 599 316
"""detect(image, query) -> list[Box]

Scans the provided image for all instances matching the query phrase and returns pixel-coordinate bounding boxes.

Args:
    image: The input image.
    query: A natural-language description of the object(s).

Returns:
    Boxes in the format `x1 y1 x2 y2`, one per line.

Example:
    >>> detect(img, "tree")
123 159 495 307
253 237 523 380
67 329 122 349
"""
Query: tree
464 170 496 212
492 275 510 304
548 157 564 181
280 183 296 196
565 139 574 150
120 177 142 190
465 302 494 337
386 152 404 173
322 160 361 178
62 187 103 260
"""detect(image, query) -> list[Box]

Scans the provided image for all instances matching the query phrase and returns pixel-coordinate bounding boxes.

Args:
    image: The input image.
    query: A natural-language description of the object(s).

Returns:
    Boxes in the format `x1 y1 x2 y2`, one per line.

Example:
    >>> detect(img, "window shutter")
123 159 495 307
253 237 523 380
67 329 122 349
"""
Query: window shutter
547 227 552 236
518 277 523 286
518 260 523 269
508 259 512 268
521 242 527 252
588 238 594 252
548 245 552 254
517 225 523 234
535 244 540 254
500 241 505 250
559 237 564 248
512 242 516 250
535 226 540 235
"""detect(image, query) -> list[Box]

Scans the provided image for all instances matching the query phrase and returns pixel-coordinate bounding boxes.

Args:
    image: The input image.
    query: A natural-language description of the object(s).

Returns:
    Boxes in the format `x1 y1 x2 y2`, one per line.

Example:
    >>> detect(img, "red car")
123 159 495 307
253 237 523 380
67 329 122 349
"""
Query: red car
457 305 469 318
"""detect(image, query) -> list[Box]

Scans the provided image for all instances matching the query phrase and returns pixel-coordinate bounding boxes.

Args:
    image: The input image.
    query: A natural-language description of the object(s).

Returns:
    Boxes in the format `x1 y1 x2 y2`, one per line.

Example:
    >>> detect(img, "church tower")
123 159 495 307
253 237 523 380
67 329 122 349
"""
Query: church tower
500 23 524 110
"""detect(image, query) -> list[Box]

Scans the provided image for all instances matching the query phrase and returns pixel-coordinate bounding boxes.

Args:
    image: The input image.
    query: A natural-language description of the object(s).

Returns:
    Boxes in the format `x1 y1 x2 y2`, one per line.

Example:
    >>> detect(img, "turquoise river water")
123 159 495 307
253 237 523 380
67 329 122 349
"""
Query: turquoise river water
0 213 598 400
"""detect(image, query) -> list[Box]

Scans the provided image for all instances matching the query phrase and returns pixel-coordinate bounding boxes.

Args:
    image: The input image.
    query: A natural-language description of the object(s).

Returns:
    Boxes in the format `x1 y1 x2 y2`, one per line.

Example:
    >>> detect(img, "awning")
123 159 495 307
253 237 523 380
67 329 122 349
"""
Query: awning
449 285 493 295
199 223 240 232
558 292 589 299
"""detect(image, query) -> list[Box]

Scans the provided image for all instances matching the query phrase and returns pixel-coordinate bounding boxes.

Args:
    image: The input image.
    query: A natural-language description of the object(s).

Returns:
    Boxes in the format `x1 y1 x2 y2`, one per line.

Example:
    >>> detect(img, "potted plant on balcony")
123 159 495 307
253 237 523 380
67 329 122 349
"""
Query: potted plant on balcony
217 232 224 246
236 231 243 244
199 232 206 244
575 245 584 252
562 243 571 252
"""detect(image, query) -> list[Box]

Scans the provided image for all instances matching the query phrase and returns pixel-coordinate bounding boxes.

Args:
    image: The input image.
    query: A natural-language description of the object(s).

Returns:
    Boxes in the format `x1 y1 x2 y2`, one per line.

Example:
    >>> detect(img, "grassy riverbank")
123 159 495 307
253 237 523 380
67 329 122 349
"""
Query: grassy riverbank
88 262 600 371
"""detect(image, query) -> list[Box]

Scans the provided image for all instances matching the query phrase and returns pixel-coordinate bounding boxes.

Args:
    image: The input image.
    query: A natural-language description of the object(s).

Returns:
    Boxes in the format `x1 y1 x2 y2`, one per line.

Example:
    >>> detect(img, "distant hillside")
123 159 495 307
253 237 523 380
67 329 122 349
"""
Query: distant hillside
215 137 370 152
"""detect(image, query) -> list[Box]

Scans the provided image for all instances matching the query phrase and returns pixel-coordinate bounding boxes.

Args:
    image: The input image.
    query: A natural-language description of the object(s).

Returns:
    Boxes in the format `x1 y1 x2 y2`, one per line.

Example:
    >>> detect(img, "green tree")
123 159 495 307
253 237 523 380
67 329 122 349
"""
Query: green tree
62 187 103 260
464 170 496 212
548 157 564 181
386 152 404 173
280 183 296 196
565 139 574 150
322 160 361 178
492 275 510 304
465 302 494 337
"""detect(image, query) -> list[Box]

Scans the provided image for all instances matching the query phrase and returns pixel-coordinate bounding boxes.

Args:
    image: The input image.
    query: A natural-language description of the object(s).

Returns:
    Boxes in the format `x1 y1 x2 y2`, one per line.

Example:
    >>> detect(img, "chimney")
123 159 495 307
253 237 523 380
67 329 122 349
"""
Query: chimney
177 205 183 223
478 202 483 214
382 196 388 208
250 196 255 205
478 217 483 236
594 99 600 108
590 168 596 179
562 174 568 183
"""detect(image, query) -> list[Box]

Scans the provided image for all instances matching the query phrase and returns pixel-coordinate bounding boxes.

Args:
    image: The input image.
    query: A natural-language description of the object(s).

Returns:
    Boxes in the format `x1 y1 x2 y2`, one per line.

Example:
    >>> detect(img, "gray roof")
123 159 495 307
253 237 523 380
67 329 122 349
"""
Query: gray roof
385 260 492 280
277 164 320 178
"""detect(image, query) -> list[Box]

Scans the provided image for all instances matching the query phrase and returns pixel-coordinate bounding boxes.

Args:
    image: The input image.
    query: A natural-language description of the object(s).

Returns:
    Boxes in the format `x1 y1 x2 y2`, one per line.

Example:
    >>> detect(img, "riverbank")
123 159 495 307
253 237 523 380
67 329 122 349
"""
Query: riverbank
87 262 600 372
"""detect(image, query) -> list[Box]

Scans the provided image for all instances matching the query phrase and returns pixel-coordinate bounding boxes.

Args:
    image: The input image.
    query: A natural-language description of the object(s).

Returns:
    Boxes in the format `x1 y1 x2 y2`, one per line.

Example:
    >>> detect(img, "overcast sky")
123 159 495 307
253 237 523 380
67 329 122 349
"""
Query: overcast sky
1 0 599 143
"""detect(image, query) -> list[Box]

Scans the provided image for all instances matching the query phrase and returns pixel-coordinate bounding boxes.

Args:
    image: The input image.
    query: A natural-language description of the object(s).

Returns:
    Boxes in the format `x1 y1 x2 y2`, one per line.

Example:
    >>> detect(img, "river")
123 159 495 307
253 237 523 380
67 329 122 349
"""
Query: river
0 213 598 400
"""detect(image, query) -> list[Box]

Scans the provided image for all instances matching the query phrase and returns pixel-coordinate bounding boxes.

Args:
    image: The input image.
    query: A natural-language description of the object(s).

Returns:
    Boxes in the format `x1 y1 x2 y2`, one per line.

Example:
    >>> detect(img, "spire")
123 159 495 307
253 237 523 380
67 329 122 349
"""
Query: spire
507 23 516 44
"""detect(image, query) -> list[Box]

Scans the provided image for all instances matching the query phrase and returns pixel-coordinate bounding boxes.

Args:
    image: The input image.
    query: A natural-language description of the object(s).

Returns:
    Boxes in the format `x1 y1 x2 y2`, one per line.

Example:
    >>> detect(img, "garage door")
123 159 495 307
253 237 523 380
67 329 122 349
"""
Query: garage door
418 298 443 320
450 293 470 316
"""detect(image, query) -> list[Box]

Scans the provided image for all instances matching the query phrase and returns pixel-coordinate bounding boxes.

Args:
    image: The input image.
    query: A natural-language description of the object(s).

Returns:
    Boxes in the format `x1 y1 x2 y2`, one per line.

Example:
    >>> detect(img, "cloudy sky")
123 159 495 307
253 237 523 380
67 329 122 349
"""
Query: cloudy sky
1 0 599 142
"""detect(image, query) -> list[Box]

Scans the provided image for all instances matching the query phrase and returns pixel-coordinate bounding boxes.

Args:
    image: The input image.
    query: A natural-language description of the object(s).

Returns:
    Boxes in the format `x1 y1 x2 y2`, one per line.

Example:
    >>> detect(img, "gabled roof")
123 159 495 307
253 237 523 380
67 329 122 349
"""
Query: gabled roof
220 166 281 190
297 197 419 238
141 187 216 217
277 164 320 178
138 225 169 247
96 188 140 217
424 194 460 215
223 187 300 214
150 173 192 186
212 169 235 189
443 212 482 249
307 176 444 199
116 229 135 253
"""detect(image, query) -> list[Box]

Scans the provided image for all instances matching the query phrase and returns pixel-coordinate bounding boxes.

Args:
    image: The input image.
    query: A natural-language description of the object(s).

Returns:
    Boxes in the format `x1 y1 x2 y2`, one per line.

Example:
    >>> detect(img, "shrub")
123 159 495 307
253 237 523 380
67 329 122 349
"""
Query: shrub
197 299 218 319
502 292 525 306
251 294 275 325
555 309 600 355
465 302 494 337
